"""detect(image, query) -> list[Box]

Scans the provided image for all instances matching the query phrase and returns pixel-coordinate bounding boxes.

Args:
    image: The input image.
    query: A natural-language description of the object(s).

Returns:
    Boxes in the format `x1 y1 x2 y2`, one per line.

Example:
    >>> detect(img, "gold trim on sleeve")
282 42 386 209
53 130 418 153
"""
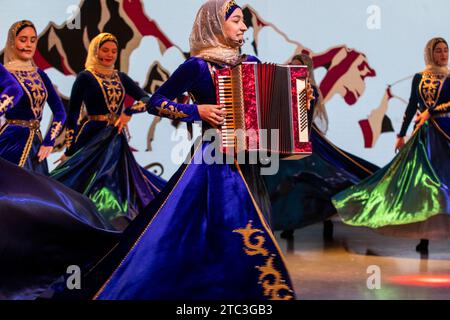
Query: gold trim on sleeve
0 94 14 114
156 101 188 119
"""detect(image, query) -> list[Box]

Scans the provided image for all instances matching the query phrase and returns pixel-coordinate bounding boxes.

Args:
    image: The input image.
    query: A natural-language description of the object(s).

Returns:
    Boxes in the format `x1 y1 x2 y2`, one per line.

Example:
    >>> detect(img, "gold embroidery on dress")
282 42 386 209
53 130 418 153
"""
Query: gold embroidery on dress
11 70 47 119
19 130 35 167
434 101 450 112
88 69 125 114
257 257 295 300
0 94 14 114
419 72 445 109
233 220 295 300
0 123 9 135
233 222 269 256
130 100 146 113
156 101 188 119
50 121 63 141
65 129 75 148
75 120 91 143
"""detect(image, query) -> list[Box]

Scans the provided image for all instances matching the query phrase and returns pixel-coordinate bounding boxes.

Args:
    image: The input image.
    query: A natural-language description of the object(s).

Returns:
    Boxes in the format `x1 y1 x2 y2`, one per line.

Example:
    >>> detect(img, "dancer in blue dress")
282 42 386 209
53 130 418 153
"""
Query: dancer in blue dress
51 33 165 228
59 0 295 300
0 20 66 174
333 37 449 253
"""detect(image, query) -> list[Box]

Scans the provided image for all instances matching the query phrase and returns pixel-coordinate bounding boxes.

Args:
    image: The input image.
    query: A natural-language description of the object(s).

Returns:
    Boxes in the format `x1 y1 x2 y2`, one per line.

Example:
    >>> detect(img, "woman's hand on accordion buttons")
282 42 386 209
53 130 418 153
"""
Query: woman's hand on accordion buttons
306 82 315 110
198 104 225 128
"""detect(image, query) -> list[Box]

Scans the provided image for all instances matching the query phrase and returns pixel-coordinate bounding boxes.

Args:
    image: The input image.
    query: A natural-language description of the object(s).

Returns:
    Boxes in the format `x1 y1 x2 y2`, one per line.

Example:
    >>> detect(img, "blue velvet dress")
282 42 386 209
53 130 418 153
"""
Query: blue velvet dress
265 123 380 231
0 63 22 113
0 65 66 175
333 72 450 239
50 70 166 226
60 56 296 300
1 67 118 299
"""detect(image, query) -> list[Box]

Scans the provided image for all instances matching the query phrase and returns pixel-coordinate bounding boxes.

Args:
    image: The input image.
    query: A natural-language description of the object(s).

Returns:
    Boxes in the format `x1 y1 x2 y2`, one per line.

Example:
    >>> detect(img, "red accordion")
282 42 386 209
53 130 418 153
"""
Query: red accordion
215 62 312 160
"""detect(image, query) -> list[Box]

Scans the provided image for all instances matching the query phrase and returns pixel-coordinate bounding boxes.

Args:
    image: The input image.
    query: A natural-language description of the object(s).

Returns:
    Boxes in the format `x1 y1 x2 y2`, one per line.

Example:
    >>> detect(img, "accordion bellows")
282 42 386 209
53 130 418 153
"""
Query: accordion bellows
215 62 312 160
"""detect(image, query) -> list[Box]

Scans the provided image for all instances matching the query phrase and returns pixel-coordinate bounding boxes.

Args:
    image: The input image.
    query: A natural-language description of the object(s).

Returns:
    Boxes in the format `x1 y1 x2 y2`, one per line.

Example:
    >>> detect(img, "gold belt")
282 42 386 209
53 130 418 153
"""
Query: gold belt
5 119 42 140
88 113 119 125
6 119 41 130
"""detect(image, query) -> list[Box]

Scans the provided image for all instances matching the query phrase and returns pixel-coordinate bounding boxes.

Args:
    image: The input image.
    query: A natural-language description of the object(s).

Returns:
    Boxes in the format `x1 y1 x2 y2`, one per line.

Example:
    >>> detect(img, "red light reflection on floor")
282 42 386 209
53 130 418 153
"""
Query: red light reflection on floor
388 275 450 287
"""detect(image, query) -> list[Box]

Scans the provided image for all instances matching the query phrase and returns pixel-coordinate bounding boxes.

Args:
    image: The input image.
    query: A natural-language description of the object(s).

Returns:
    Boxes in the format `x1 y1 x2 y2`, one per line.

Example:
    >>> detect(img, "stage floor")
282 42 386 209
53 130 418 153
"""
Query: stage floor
278 220 450 300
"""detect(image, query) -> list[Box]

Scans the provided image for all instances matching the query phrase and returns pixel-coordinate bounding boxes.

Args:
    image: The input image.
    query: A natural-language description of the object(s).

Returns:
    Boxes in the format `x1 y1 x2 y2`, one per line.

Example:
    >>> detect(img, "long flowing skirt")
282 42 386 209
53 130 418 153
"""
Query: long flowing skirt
0 123 48 174
58 139 295 300
265 126 379 230
333 117 450 239
0 158 119 300
51 125 166 227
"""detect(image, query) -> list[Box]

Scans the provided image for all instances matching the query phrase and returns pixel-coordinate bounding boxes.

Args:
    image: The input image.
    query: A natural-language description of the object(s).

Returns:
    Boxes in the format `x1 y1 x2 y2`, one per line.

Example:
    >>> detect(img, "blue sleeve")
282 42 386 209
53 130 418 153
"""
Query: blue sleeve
38 69 67 146
0 63 23 117
399 73 421 137
119 72 150 116
147 58 201 122
245 55 261 63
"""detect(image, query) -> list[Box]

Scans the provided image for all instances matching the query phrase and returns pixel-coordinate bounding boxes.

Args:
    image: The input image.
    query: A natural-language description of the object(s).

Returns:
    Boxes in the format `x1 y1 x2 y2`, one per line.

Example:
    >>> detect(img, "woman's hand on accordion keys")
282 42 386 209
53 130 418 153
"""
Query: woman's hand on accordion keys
306 82 315 110
198 104 225 128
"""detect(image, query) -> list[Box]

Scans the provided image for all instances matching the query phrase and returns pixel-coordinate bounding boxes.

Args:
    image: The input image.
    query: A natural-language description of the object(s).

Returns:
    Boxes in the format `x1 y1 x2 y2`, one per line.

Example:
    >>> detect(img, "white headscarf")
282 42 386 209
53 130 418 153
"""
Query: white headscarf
423 37 449 75
189 0 245 66
85 33 118 74
3 20 37 72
